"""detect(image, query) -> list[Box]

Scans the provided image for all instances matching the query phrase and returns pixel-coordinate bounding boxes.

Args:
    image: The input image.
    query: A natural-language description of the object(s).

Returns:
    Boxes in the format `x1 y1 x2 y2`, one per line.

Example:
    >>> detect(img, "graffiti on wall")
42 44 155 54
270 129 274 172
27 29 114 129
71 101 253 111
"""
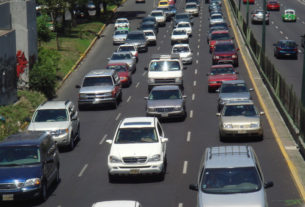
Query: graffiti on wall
16 50 28 78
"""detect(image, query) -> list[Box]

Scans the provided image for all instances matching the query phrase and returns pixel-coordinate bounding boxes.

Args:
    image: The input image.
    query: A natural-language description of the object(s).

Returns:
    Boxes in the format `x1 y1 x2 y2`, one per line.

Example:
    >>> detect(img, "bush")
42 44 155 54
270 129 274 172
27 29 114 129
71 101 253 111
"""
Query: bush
29 48 60 98
37 14 53 43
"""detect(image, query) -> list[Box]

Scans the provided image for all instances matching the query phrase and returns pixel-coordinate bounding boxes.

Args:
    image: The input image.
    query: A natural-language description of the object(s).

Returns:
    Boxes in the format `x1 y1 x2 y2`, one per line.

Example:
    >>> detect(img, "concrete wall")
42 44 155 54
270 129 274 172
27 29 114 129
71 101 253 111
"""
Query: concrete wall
0 30 17 105
0 1 11 29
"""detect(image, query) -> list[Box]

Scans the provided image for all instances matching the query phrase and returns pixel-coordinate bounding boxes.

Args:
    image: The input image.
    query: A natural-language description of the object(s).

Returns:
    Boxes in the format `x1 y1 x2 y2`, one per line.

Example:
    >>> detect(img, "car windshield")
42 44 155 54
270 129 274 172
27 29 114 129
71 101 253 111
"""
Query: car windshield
0 146 41 166
173 46 190 53
141 24 154 29
159 1 167 5
107 65 127 72
118 46 135 52
149 60 181 71
201 167 261 194
286 11 294 14
173 30 186 35
34 109 67 122
280 41 296 47
221 83 248 93
115 128 158 143
143 18 155 23
223 104 257 116
127 33 145 40
211 33 230 40
215 44 235 52
176 14 189 19
211 15 223 19
149 89 181 100
115 30 128 35
210 67 235 75
111 53 131 60
117 19 128 23
144 31 154 36
151 12 162 17
83 76 113 87
177 23 190 28
186 4 197 8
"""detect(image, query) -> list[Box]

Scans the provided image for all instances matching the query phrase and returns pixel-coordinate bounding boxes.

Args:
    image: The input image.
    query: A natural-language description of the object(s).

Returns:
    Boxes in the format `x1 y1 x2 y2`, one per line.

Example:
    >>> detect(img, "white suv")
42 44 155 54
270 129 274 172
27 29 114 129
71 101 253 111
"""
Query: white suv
28 101 80 150
106 117 168 182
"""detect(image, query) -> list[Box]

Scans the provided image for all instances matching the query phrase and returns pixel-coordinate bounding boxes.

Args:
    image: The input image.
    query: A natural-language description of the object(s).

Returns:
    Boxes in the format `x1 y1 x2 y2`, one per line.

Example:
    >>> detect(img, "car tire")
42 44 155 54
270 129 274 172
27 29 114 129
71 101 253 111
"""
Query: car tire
55 167 60 184
108 173 116 183
113 100 118 109
39 181 48 202
157 157 167 181
69 136 74 151
208 87 213 93
219 132 225 142
294 55 298 60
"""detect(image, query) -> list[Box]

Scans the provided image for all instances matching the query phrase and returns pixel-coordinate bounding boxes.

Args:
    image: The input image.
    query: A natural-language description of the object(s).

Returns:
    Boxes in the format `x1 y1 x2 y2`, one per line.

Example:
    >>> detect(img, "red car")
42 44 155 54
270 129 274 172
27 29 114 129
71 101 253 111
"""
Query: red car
106 63 132 87
208 30 232 53
267 1 280 11
243 0 255 4
168 0 175 5
212 40 239 67
207 64 238 92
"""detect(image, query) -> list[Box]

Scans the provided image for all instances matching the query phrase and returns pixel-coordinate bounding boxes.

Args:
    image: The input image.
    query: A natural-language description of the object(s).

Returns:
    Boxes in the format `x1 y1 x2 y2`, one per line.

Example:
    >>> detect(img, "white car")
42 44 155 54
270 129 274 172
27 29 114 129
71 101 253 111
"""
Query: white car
209 14 225 26
185 3 199 16
172 44 193 64
106 117 168 181
176 21 192 36
143 29 157 45
92 200 142 207
171 29 189 45
150 10 166 26
117 44 139 62
114 18 129 29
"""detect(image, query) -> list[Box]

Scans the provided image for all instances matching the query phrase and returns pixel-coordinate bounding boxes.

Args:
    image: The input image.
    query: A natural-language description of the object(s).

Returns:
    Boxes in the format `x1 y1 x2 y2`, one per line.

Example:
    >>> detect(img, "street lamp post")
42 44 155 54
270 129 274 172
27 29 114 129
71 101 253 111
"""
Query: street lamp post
261 0 266 70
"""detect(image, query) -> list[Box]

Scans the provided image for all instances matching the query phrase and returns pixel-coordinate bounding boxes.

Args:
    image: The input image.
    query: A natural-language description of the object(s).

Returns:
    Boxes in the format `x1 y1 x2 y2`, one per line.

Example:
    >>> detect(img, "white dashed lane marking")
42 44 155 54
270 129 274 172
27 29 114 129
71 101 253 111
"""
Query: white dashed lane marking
187 131 191 142
182 161 188 174
99 134 108 145
115 113 121 121
193 81 197 86
190 110 193 118
192 93 195 101
78 164 88 177
135 82 140 88
126 96 131 103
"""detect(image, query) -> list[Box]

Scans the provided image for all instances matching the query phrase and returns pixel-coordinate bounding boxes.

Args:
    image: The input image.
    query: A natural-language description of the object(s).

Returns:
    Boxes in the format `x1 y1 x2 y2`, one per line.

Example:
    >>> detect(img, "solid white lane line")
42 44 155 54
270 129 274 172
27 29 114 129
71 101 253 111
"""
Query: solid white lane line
178 203 183 207
78 164 88 177
136 82 140 88
190 110 193 118
99 134 108 145
126 96 131 103
142 71 147 76
187 131 191 142
183 161 188 174
115 113 121 121
192 93 195 101
193 81 196 86
280 31 283 34
195 69 198 74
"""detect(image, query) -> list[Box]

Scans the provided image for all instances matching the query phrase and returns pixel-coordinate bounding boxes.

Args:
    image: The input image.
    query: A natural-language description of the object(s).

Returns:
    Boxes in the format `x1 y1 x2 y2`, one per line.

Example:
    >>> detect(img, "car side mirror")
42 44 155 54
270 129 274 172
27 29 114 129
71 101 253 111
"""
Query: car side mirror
260 111 265 115
144 67 148 70
264 181 274 189
189 184 199 191
161 137 168 143
75 85 81 89
144 97 148 100
106 140 113 144
216 112 221 116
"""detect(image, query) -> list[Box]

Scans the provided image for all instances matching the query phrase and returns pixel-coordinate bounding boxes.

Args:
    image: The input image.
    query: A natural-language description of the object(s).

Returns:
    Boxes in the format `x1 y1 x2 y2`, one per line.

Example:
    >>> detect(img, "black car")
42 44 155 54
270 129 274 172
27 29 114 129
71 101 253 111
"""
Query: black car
156 7 172 20
273 40 298 59
210 22 229 28
174 13 193 26
138 21 158 34
0 131 60 202
142 16 158 27
125 30 148 52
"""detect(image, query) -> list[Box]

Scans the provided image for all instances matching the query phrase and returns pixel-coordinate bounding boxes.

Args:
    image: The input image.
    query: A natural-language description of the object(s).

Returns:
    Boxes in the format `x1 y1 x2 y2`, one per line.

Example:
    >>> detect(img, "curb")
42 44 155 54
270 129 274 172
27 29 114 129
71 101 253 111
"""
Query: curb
57 0 127 90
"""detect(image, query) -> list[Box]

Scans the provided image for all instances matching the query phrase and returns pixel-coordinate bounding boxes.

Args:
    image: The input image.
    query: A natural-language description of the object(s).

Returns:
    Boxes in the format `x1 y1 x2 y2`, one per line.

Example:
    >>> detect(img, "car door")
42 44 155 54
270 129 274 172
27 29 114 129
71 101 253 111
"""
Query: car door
113 73 121 98
68 102 79 137
156 121 166 156
46 138 58 184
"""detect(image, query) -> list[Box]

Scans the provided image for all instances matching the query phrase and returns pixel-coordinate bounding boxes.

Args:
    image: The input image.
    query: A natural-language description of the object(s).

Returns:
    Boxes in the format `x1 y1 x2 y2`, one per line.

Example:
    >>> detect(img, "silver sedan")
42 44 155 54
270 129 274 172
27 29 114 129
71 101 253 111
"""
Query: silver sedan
107 52 136 73
171 44 193 64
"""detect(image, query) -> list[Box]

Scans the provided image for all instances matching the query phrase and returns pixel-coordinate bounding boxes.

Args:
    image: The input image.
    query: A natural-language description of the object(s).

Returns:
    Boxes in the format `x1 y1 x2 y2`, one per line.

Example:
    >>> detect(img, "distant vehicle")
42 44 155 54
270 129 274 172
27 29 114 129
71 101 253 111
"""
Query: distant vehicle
173 13 193 26
208 30 232 52
207 26 229 42
156 7 172 20
125 30 148 52
114 18 129 30
185 3 199 16
150 10 166 26
106 63 132 87
282 9 296 22
142 16 158 28
209 13 225 26
217 100 264 140
107 52 136 73
158 0 169 7
112 29 129 45
267 0 280 11
171 29 189 45
138 21 158 34
76 69 122 109
92 201 141 207
168 5 177 16
212 40 239 66
117 44 138 62
273 40 298 59
251 9 270 24
171 43 193 64
186 0 199 6
106 117 168 181
189 146 273 206
143 30 157 45
145 85 187 119
0 131 60 202
136 0 145 3
207 64 238 92
217 80 253 112
243 0 254 4
28 100 80 150
176 21 192 36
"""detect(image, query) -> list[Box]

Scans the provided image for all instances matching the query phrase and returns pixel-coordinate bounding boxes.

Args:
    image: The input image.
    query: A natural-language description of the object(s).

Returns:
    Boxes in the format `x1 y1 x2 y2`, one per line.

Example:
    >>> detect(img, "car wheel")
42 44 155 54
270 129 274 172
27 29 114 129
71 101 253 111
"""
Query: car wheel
108 173 116 183
118 92 122 102
55 167 60 184
294 55 298 60
39 181 47 202
69 136 74 151
219 132 225 142
208 87 213 93
157 157 167 181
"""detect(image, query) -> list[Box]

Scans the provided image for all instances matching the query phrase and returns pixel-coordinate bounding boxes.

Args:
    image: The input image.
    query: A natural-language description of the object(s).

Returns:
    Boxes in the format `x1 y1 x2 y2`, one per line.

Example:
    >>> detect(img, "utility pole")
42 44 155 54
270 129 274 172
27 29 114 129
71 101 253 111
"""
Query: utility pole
262 0 267 70
239 0 241 10
302 43 305 107
246 0 249 26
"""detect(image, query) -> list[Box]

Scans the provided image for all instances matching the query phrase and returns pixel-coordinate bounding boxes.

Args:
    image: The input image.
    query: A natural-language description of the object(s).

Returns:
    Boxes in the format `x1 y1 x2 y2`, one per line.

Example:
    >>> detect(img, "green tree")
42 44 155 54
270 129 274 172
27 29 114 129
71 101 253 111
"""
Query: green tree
37 14 52 45
29 48 60 98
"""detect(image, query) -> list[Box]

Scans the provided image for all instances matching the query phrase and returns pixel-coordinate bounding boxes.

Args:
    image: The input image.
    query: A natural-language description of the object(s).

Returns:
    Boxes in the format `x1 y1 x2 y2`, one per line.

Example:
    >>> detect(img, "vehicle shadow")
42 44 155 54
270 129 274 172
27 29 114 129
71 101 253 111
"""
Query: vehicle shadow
220 136 263 143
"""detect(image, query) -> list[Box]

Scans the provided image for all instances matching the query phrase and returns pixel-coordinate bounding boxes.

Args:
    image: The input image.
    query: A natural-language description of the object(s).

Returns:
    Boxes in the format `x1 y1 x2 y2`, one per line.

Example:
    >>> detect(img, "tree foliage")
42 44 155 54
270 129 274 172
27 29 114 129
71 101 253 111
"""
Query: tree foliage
29 48 60 98
37 14 52 43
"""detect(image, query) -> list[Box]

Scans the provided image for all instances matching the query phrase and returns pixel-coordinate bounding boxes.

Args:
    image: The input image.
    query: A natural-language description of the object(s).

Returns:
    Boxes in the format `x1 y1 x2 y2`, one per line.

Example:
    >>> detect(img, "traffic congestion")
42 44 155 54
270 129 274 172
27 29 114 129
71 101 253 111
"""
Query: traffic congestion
0 0 303 206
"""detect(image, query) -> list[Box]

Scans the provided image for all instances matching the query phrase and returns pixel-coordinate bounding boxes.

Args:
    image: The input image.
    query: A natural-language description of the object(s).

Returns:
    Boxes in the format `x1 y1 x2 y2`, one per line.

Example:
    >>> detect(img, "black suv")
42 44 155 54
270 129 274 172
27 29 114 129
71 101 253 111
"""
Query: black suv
0 131 60 202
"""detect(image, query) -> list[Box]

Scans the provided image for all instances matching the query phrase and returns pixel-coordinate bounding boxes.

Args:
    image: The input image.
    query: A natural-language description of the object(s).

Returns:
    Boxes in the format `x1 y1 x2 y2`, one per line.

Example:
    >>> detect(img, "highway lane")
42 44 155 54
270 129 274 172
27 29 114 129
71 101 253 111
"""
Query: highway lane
20 0 302 206
235 0 305 96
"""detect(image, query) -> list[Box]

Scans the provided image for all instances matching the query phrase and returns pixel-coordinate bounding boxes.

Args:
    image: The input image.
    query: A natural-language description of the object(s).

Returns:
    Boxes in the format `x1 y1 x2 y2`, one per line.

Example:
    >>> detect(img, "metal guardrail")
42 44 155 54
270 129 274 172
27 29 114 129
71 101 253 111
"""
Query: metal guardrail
227 0 305 157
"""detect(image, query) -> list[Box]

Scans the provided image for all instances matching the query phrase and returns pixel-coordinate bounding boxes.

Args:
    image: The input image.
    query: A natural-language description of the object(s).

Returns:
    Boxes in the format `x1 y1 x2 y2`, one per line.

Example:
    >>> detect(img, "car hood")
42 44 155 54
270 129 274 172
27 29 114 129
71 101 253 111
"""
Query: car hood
200 190 265 207
149 71 182 78
0 164 42 183
221 115 260 123
118 71 129 77
28 121 70 131
219 92 250 101
108 59 133 65
113 34 127 39
214 51 236 56
110 143 162 157
147 99 183 108
209 74 237 81
177 52 192 57
79 85 115 94
125 39 146 45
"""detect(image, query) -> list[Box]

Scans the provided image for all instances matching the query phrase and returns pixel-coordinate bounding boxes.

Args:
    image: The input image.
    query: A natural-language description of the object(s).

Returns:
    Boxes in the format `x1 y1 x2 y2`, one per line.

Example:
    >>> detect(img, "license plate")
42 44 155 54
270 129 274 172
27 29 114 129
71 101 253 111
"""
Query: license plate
161 113 168 117
238 130 246 134
2 194 14 201
129 169 140 174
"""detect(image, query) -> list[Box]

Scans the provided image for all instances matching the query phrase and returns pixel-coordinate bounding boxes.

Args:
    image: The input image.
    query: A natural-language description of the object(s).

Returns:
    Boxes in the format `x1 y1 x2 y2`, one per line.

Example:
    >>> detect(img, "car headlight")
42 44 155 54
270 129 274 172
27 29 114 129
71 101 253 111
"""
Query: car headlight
250 123 260 128
104 92 112 96
148 154 161 162
24 178 41 187
175 77 182 82
223 123 233 128
120 77 128 81
53 128 68 136
79 93 86 98
148 78 155 83
174 106 182 111
209 81 218 84
232 55 237 58
213 56 220 59
147 107 155 112
109 155 122 163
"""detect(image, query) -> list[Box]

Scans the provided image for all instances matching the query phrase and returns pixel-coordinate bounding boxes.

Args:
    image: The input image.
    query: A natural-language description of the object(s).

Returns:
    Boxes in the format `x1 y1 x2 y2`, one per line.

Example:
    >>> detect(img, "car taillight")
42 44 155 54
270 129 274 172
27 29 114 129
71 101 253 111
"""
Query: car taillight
232 55 237 58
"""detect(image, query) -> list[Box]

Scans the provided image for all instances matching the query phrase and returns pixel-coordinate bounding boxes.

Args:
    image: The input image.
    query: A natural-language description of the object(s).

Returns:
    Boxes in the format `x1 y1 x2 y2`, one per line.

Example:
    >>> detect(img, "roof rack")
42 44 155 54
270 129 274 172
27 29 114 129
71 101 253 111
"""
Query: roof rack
208 145 250 159
151 54 180 60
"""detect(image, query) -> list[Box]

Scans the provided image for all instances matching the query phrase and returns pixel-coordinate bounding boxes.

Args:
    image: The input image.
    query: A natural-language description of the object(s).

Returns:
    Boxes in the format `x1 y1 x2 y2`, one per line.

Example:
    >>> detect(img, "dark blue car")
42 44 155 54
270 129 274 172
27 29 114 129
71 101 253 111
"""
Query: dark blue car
0 131 60 203
273 40 298 59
